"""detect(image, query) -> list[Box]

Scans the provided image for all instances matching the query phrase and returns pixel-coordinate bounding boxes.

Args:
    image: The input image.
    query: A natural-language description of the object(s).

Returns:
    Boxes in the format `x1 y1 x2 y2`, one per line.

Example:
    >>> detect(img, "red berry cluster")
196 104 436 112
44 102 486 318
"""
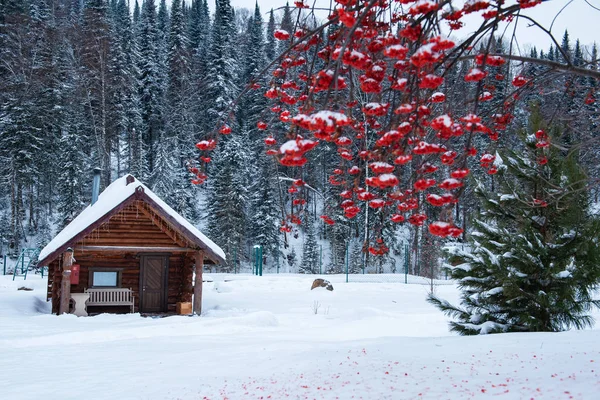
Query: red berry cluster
194 0 549 253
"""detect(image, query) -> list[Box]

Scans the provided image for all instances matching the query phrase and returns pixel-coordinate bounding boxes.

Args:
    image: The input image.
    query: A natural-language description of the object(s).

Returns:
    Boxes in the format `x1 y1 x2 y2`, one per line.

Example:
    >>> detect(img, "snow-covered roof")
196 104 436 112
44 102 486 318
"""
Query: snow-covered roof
38 175 225 265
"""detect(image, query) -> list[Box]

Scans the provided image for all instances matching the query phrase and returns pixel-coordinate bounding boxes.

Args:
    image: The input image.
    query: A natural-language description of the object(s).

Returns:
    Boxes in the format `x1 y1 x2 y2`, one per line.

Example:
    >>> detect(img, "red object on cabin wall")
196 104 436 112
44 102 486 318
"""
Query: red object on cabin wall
70 264 80 285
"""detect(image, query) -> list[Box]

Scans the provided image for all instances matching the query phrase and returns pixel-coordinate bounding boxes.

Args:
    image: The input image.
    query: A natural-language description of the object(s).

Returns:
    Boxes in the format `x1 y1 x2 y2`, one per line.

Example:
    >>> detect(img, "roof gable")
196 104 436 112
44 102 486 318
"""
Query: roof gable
77 202 185 248
38 176 225 265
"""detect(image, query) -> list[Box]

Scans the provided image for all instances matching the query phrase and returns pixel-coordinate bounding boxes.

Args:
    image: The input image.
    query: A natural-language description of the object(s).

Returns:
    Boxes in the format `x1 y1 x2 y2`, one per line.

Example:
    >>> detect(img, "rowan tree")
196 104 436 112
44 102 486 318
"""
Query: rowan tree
191 0 600 263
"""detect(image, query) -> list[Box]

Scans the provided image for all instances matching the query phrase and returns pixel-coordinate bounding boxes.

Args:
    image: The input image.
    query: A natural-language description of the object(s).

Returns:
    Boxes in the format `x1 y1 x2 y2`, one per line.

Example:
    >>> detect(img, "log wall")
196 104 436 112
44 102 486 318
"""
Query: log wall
78 202 184 248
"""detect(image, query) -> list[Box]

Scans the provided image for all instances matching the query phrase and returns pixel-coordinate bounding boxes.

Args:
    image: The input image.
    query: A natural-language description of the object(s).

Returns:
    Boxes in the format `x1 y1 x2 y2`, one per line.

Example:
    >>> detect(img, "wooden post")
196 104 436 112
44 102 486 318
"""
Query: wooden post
181 254 194 303
51 262 60 313
58 248 74 315
193 250 204 315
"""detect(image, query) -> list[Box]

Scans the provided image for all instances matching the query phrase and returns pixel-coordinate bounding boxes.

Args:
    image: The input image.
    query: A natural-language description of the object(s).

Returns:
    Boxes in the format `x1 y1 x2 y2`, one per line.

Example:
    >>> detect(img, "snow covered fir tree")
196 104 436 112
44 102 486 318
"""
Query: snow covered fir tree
429 107 600 334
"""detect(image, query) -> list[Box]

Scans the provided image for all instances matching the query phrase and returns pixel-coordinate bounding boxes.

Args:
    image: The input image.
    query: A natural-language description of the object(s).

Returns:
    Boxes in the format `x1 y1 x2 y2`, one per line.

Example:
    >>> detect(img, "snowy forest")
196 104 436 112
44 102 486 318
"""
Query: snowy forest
1 0 599 279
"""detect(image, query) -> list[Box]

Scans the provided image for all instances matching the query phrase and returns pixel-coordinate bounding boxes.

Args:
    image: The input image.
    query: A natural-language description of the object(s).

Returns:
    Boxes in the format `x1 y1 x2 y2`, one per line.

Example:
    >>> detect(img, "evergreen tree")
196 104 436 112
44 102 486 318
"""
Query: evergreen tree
188 0 209 55
0 0 46 248
54 38 91 230
133 0 141 31
429 106 600 334
80 0 116 187
547 44 555 62
187 0 201 50
480 37 508 119
112 0 141 177
301 219 319 274
157 0 169 34
249 156 281 265
238 2 266 130
265 8 276 61
204 134 249 272
560 29 571 64
201 0 250 264
203 0 238 132
150 131 177 198
198 0 210 50
56 128 88 229
349 240 363 274
138 0 165 172
156 0 169 86
202 0 247 270
128 127 148 178
165 0 198 220
277 2 293 55
188 0 210 142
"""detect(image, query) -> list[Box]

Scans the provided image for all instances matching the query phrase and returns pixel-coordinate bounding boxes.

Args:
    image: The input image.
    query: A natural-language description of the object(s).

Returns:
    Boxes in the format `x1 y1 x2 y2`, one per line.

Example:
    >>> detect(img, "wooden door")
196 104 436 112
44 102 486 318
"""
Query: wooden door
140 254 169 313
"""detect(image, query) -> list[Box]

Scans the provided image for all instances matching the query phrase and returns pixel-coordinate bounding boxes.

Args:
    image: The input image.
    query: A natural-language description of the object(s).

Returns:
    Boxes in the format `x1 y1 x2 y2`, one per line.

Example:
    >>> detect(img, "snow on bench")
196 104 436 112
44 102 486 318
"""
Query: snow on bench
85 288 134 313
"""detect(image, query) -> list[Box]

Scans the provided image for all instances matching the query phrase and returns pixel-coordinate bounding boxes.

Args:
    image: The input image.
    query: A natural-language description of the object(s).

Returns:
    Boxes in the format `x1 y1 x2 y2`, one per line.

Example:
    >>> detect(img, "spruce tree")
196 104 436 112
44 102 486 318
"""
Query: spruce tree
265 9 276 62
133 0 141 31
188 0 210 141
80 0 116 186
128 127 148 179
560 30 571 64
150 131 177 198
238 2 266 132
239 3 279 253
249 155 281 266
203 0 238 132
301 219 319 274
157 0 169 34
112 0 141 177
138 0 165 172
188 0 209 55
156 0 169 86
277 2 293 56
0 0 46 248
187 0 201 50
429 106 600 334
349 240 363 274
165 0 198 220
56 128 88 229
204 134 249 272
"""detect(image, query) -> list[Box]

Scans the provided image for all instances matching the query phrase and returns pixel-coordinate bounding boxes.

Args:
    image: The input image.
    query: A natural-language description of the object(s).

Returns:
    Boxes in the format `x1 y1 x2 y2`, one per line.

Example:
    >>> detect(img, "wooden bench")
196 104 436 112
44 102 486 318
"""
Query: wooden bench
85 288 135 313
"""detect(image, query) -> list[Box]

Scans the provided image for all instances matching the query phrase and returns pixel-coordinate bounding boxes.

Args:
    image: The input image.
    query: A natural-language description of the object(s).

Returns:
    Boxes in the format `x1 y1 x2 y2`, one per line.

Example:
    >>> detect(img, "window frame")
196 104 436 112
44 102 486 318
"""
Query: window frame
88 268 123 288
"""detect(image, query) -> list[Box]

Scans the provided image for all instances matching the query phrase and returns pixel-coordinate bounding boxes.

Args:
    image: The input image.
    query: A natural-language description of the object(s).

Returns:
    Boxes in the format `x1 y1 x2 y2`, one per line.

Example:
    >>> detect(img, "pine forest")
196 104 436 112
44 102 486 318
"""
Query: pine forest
1 0 599 290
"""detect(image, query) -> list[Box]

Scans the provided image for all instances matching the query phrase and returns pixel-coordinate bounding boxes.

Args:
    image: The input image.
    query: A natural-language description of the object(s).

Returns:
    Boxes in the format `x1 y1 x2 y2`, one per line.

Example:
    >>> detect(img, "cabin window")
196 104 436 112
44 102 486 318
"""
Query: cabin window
89 268 123 288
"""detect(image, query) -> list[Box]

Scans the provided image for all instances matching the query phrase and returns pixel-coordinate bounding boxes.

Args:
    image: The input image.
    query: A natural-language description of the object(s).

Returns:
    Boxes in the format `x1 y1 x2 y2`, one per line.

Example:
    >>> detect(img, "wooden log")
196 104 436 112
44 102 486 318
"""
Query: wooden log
58 249 74 315
193 251 204 315
80 238 178 245
75 246 196 252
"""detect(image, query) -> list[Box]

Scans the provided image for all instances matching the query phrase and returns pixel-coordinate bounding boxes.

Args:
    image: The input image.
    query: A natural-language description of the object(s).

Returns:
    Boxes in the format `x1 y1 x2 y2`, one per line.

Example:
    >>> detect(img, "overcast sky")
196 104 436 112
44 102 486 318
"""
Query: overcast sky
225 0 600 54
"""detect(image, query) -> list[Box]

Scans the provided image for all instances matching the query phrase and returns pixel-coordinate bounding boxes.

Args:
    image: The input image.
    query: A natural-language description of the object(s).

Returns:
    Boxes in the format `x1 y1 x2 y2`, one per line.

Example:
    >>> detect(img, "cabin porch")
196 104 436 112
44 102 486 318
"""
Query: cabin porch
46 248 199 315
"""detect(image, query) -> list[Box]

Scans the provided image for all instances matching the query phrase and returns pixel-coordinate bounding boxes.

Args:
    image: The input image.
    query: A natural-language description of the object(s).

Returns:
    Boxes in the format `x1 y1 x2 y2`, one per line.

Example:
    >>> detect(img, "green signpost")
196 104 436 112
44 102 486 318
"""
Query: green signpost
253 245 263 276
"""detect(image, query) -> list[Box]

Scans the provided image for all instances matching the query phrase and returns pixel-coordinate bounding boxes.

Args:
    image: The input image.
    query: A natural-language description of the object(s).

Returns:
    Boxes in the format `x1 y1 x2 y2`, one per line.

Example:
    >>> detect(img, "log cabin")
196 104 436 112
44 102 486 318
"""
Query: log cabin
37 174 226 316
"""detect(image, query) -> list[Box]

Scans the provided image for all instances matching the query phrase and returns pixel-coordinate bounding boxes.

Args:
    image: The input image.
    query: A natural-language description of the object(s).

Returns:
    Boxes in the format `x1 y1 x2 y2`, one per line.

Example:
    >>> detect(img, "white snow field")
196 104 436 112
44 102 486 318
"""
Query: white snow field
1 273 600 400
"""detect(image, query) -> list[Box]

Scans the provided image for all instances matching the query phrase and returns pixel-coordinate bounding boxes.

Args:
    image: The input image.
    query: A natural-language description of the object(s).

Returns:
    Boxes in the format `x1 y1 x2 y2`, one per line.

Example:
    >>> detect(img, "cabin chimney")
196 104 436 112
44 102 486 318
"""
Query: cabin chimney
91 168 101 205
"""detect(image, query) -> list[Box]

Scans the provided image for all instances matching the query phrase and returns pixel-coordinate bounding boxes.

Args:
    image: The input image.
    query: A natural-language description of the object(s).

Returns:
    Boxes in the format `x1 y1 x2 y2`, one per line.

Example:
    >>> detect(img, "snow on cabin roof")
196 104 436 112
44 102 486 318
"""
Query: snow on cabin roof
38 175 226 265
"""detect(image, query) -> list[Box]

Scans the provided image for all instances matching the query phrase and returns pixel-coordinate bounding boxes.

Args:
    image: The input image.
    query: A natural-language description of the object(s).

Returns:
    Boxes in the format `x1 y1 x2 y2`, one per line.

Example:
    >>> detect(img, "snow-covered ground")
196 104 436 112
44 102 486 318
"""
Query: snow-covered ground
1 273 599 400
